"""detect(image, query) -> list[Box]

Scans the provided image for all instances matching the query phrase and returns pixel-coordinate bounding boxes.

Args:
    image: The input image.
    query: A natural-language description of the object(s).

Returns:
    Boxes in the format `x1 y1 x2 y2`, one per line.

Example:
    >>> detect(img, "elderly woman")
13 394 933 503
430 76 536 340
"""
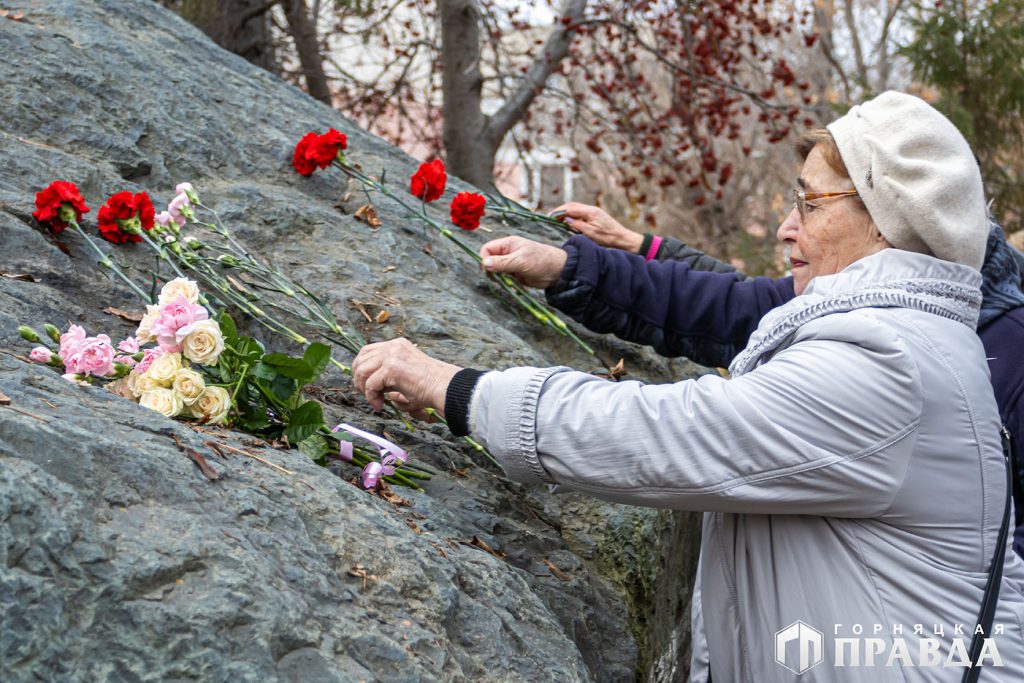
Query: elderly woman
353 92 1024 680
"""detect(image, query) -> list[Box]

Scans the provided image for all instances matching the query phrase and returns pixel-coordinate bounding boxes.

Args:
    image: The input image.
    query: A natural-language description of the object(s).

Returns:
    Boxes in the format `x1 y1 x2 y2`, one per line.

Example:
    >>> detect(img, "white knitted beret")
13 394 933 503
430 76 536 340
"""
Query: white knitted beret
826 91 988 270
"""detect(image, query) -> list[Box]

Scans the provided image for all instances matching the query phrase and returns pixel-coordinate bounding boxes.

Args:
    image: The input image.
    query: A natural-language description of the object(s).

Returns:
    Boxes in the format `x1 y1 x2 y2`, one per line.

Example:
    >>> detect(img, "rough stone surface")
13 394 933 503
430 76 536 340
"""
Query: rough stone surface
0 1 703 680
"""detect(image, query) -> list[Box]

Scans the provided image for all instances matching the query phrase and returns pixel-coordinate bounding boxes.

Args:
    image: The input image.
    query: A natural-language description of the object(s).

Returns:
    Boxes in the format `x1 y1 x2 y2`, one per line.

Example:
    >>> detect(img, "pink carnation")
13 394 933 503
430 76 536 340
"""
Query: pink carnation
117 337 140 354
59 324 87 359
134 347 166 374
30 347 53 363
175 182 194 196
149 295 208 352
63 334 115 378
167 194 190 225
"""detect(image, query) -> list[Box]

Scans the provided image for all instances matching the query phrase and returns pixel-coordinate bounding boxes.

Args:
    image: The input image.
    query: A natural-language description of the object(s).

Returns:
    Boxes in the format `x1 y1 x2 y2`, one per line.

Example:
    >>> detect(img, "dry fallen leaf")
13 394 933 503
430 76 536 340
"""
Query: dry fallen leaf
373 481 411 506
348 564 378 589
405 517 422 534
374 309 390 324
354 204 382 228
451 467 472 478
422 243 432 255
428 540 449 560
609 358 626 379
544 559 571 581
0 272 37 282
102 307 144 323
104 376 136 399
0 390 10 406
467 535 507 560
350 299 373 323
342 191 352 203
227 275 251 294
382 265 396 273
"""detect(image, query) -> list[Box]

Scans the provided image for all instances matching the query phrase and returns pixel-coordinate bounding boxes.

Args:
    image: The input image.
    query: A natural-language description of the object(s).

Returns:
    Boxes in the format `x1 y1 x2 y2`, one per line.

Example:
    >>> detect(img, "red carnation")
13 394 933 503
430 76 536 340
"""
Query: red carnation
32 180 90 233
97 191 155 244
311 128 347 167
450 192 486 230
292 132 319 176
410 159 447 202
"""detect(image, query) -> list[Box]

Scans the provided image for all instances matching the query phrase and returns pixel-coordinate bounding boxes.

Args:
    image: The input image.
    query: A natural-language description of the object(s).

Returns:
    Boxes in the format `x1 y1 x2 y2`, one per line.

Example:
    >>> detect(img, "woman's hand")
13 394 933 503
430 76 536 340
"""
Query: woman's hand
551 202 644 253
352 338 461 420
480 235 568 289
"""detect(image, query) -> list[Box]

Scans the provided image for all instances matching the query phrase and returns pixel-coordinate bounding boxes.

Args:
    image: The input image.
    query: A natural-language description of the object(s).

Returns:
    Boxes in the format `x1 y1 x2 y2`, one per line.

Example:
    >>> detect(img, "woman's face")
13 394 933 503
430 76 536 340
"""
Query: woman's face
777 145 889 295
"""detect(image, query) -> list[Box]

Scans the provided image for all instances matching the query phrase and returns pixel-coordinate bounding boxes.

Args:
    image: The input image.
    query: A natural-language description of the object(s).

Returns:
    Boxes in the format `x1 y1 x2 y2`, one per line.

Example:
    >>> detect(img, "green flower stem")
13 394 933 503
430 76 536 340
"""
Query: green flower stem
69 221 152 303
334 160 594 355
137 229 187 279
424 407 502 469
488 202 575 235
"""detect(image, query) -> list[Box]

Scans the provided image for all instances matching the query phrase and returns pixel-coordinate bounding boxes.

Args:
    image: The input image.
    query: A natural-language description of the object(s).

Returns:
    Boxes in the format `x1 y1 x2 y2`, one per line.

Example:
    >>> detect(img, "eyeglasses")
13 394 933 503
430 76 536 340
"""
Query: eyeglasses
792 187 859 221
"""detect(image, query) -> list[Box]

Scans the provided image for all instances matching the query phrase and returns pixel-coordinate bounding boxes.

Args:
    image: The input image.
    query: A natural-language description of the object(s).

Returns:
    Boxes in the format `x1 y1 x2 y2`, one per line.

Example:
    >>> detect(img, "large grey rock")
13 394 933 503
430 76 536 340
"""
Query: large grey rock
0 0 703 680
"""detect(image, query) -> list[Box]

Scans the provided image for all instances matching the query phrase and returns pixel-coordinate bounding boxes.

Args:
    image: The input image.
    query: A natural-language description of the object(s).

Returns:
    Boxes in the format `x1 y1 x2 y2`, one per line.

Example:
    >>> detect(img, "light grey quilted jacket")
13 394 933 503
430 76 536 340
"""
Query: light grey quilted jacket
468 249 1024 681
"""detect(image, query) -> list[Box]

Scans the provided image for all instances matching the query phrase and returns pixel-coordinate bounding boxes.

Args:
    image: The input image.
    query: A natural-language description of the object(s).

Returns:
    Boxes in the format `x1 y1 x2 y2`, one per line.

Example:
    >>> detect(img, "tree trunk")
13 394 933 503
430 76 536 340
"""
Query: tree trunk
439 0 493 188
180 0 279 73
281 0 333 105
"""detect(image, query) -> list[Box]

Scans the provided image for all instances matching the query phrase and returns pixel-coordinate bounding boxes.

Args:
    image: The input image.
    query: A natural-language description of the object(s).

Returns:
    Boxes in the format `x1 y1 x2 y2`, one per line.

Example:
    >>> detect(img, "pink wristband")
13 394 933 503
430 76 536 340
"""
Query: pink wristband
645 235 662 261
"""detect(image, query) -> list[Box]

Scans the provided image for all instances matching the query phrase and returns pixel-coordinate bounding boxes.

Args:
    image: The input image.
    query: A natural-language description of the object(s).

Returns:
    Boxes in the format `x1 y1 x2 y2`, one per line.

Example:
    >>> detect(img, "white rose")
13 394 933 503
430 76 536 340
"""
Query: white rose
172 368 206 405
135 304 161 345
146 352 182 386
180 320 224 366
158 277 200 306
139 387 184 418
189 386 231 425
128 370 163 397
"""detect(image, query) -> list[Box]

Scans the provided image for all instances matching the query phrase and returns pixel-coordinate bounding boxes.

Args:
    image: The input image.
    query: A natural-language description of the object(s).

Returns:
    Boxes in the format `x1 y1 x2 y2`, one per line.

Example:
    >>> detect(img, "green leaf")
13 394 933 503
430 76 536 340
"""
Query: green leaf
241 415 272 432
303 342 331 381
250 362 277 381
217 311 238 344
298 435 330 465
270 374 297 403
262 353 314 381
284 401 324 445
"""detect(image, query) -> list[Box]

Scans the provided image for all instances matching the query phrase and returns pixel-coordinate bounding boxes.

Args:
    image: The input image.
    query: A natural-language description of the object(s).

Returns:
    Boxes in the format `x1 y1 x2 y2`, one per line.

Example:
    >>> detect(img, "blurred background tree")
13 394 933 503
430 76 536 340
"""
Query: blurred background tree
159 0 1022 271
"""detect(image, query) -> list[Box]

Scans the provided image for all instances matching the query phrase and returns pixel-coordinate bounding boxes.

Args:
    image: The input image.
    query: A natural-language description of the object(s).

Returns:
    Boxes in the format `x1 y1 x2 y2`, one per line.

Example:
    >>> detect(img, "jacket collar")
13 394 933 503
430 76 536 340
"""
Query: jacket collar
729 249 982 376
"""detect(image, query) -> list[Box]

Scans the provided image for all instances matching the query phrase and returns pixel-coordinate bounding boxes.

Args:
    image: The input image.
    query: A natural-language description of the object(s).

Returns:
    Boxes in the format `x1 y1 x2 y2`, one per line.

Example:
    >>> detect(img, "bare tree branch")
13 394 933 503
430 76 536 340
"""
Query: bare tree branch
483 0 588 149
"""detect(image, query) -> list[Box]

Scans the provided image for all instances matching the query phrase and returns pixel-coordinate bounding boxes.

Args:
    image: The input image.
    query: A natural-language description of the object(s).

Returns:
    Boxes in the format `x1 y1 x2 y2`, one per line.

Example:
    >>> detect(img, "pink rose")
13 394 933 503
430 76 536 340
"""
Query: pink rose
63 334 115 378
149 295 208 351
30 347 53 363
59 324 87 358
134 347 166 375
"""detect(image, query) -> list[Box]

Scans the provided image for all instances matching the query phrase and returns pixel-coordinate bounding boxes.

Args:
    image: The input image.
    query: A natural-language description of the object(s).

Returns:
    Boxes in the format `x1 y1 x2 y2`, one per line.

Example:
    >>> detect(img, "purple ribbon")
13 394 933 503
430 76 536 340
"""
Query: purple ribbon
331 423 408 488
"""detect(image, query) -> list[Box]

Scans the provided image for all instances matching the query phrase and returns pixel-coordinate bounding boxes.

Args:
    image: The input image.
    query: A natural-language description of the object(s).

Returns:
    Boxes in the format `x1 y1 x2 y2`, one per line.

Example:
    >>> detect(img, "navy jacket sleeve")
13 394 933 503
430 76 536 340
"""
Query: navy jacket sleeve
655 236 740 274
545 235 796 367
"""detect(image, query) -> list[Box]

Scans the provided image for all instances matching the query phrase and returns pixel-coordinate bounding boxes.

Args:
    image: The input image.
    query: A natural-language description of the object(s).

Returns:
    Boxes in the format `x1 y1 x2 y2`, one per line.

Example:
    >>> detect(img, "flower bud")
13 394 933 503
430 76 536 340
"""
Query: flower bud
112 361 131 378
44 323 61 343
18 325 42 343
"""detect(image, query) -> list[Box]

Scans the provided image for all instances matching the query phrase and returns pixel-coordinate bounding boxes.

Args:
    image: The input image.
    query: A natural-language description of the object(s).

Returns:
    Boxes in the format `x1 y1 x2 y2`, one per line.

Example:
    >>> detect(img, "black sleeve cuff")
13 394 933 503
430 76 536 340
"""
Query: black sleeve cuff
444 368 485 437
638 232 654 256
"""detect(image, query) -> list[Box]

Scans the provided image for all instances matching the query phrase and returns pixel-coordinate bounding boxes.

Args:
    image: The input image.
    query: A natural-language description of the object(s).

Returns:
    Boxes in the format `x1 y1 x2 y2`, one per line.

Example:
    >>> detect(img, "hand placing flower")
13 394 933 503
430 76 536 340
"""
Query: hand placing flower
32 180 90 233
479 235 569 289
450 192 486 230
410 159 446 202
352 338 461 419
